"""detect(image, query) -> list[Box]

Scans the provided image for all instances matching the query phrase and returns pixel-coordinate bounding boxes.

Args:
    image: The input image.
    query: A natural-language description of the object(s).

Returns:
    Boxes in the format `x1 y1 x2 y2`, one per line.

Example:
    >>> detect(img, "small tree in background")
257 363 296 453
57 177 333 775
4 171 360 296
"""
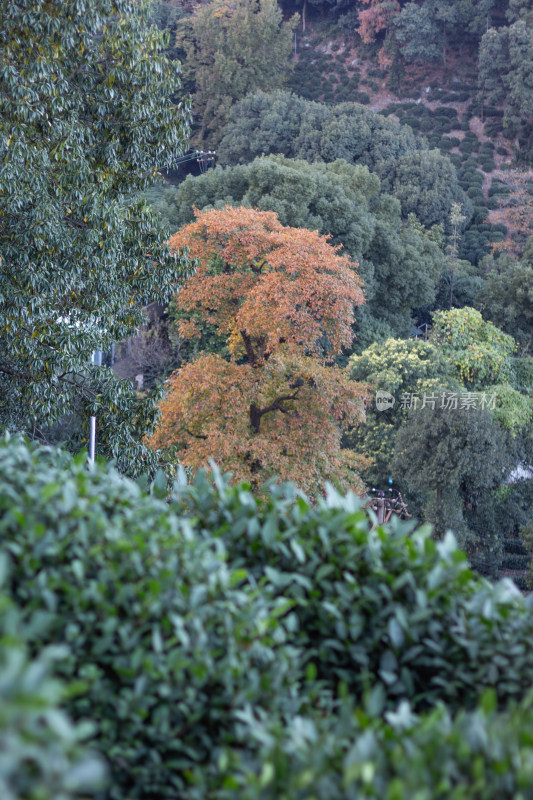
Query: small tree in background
149 206 369 495
176 0 298 146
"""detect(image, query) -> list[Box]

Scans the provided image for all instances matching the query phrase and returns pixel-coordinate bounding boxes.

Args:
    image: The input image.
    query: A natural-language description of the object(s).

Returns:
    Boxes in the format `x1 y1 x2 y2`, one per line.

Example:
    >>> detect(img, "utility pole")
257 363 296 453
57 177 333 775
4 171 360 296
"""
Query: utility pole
196 150 216 174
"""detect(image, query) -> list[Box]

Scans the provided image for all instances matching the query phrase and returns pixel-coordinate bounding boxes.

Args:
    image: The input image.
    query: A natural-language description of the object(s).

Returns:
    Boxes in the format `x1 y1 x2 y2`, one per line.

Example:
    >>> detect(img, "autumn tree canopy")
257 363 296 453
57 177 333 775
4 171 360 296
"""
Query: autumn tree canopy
149 206 369 494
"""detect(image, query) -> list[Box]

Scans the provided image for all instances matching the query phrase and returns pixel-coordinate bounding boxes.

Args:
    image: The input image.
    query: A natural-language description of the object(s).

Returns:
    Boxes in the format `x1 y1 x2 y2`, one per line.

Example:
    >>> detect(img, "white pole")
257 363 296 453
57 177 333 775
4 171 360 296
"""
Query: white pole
88 349 102 464
88 415 96 464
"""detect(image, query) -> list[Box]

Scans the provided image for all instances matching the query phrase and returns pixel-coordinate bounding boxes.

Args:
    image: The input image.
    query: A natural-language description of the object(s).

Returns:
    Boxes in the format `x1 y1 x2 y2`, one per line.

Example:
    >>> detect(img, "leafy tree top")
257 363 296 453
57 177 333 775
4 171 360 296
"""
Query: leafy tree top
176 0 298 144
148 155 447 349
431 307 517 388
168 205 364 362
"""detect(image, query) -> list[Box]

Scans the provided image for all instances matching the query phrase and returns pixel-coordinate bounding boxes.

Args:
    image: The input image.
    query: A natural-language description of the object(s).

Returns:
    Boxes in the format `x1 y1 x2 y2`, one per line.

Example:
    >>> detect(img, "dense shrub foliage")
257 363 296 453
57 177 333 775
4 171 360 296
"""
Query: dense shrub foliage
0 437 299 799
222 694 533 800
2 436 533 799
171 470 533 712
0 564 107 800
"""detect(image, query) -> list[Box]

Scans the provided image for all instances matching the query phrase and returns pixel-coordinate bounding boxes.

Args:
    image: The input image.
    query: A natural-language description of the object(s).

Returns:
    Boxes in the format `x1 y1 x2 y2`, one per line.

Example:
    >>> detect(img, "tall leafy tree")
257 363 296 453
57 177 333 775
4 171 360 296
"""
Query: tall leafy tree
150 155 446 349
176 0 298 145
507 0 533 25
392 403 516 546
379 148 465 229
478 26 509 110
478 21 533 158
505 21 533 155
478 240 533 351
217 91 464 233
392 2 443 64
431 307 516 389
0 0 192 474
148 206 369 495
348 337 456 486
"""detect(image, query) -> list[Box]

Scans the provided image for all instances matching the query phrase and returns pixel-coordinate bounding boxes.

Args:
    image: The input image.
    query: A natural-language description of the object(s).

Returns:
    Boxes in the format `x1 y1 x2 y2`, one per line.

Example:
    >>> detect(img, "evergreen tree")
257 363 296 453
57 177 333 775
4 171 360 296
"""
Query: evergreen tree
478 242 533 350
0 0 192 474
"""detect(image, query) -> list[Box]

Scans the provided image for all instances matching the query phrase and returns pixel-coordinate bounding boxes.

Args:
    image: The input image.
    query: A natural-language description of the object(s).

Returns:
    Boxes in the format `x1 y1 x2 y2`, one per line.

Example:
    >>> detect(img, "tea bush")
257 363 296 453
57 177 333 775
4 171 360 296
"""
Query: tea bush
4 436 533 799
0 562 107 800
223 692 533 800
0 437 299 800
171 471 533 713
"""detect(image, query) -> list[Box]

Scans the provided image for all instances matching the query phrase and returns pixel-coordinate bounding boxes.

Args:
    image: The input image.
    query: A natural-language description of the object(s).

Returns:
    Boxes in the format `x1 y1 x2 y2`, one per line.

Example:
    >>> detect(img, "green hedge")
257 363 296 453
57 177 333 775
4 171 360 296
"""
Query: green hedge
223 692 533 800
172 471 533 712
0 437 298 800
0 563 107 800
4 436 533 799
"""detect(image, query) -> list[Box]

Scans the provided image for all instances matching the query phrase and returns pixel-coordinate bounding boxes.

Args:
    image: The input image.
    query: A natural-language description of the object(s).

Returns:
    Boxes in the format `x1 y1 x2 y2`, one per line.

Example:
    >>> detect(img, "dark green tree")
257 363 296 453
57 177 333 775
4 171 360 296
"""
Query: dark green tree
467 0 501 36
505 21 533 155
392 2 443 64
478 21 533 158
379 148 465 229
478 241 533 350
478 26 509 111
217 90 464 230
0 0 192 474
393 404 516 547
507 0 533 25
217 90 420 174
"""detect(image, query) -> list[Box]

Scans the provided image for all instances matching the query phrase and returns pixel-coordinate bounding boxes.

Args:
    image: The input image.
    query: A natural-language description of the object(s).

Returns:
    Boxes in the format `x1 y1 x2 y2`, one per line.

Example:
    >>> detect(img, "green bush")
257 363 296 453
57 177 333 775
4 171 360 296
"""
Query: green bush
489 181 510 197
501 553 530 571
223 691 533 800
0 568 107 800
467 187 485 203
509 357 533 392
479 158 496 172
459 140 474 154
461 168 483 186
433 116 452 133
0 437 298 800
471 205 489 225
6 436 533 799
505 538 529 556
438 107 459 121
485 121 504 137
402 116 420 130
172 471 533 713
419 115 434 132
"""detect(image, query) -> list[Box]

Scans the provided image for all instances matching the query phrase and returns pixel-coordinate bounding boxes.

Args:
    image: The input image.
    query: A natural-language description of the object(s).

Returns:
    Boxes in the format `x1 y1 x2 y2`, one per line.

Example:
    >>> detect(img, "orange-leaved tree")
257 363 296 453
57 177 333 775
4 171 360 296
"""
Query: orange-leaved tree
148 206 370 495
